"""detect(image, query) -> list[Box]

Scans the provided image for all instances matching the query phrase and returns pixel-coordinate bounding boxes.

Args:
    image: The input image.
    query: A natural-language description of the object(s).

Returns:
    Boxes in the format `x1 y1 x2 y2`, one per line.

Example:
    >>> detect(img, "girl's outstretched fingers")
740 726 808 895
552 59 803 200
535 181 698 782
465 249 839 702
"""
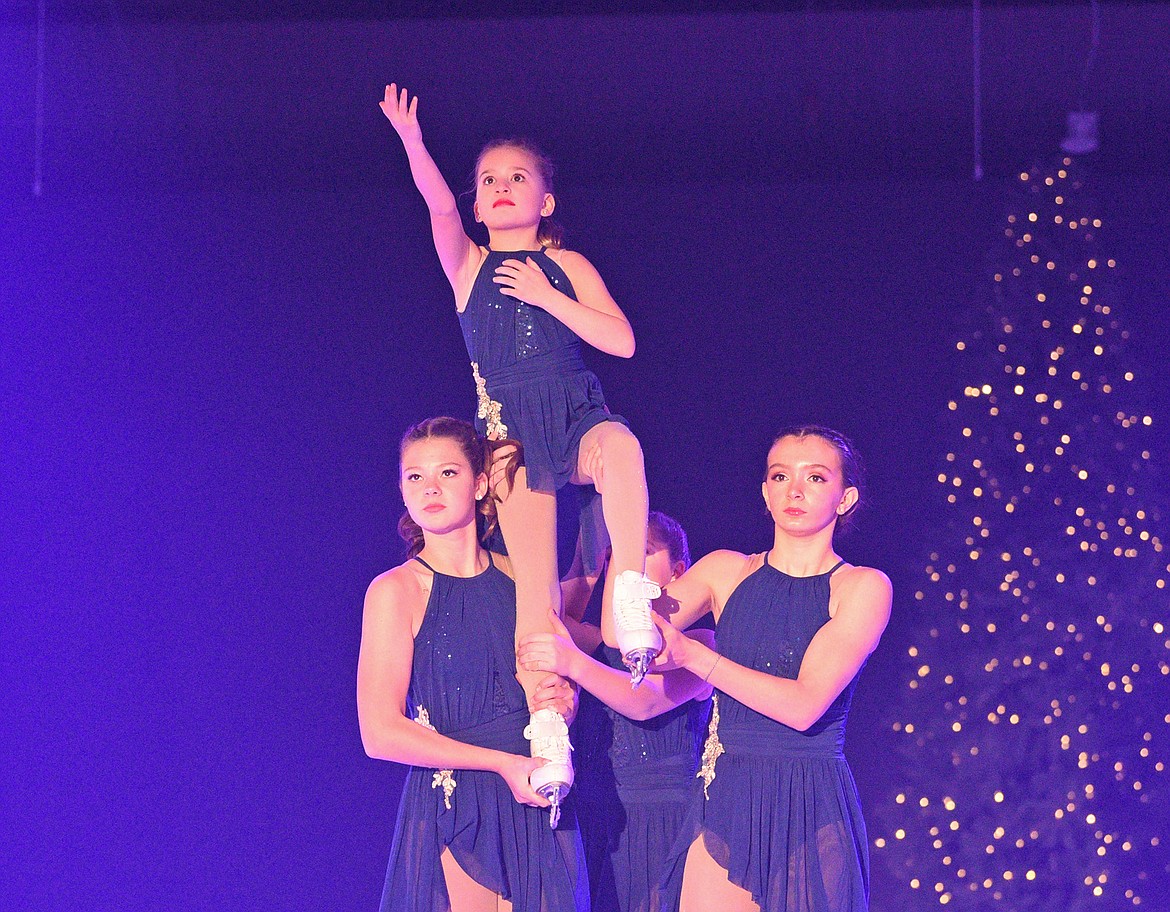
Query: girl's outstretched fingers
517 609 580 678
577 439 605 493
488 443 520 496
380 83 421 144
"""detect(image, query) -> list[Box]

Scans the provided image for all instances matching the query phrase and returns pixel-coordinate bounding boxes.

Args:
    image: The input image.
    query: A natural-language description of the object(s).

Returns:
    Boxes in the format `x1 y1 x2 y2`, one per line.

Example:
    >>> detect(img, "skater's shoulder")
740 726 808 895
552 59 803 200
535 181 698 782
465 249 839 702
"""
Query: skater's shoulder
365 560 432 613
692 548 756 578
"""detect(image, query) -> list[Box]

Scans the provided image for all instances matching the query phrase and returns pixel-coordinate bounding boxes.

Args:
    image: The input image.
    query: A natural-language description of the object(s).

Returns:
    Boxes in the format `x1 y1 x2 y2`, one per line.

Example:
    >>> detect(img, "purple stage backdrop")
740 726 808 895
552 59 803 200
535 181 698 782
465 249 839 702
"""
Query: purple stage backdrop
2 4 1168 911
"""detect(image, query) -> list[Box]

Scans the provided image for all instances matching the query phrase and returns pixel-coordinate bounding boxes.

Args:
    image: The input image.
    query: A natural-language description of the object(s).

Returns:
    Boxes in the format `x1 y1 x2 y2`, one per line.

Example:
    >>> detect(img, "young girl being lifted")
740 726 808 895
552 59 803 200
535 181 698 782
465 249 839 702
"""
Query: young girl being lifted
381 85 662 822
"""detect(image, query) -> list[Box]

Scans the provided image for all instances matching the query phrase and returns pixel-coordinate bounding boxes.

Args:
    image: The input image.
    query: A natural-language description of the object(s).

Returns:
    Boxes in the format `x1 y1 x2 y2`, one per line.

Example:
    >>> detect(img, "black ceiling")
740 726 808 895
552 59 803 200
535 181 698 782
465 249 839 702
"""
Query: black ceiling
2 0 1165 191
7 0 1153 24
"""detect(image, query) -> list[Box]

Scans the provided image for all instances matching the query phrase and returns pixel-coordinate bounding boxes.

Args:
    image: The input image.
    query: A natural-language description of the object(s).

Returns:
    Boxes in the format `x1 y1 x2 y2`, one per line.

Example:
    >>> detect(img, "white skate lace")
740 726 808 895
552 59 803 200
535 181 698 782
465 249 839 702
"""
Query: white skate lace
613 571 661 633
524 709 573 765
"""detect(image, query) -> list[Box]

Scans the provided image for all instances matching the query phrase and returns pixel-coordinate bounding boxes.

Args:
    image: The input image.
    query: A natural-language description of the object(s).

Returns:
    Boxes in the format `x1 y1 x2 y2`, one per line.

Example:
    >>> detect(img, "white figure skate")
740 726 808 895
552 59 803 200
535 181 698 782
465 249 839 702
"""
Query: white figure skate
612 570 663 688
525 707 574 828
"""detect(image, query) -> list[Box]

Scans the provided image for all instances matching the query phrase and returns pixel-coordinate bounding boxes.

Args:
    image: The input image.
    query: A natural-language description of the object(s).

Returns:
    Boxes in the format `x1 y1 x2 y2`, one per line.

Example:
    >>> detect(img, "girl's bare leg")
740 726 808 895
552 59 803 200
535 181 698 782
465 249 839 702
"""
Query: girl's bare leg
493 461 561 703
440 847 513 912
679 834 759 912
492 455 573 819
575 421 648 577
576 421 657 679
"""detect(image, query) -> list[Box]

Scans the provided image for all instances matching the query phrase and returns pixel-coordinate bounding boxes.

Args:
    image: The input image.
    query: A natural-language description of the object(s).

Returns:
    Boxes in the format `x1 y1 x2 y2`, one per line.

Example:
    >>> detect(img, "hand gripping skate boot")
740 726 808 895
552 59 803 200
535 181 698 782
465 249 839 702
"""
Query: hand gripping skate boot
525 707 573 828
612 569 663 688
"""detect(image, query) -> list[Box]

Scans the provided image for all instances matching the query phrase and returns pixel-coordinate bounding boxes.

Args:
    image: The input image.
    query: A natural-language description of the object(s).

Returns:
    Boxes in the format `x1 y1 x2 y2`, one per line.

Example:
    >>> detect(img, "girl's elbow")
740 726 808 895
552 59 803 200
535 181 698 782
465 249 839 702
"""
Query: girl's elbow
789 704 829 732
626 703 658 722
429 198 459 219
361 732 388 760
601 322 635 359
360 720 403 761
360 727 387 760
627 690 680 721
789 715 815 733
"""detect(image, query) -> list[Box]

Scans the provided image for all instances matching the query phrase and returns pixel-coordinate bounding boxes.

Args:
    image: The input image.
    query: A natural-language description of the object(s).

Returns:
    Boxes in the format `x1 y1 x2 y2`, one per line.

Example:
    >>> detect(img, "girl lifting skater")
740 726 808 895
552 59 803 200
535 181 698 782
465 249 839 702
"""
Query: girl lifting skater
643 427 891 912
357 417 588 911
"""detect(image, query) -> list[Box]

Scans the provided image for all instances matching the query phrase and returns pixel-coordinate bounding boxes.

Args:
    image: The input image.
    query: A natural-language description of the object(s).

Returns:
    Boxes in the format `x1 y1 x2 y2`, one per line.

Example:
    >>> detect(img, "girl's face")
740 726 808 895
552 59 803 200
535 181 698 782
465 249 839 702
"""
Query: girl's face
473 145 554 233
761 435 858 538
400 436 488 537
645 534 684 589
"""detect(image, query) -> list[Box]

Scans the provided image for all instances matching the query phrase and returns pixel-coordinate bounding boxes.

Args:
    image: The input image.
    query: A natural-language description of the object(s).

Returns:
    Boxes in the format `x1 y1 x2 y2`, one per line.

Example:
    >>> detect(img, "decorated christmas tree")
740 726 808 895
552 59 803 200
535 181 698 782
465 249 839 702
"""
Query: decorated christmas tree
874 157 1170 910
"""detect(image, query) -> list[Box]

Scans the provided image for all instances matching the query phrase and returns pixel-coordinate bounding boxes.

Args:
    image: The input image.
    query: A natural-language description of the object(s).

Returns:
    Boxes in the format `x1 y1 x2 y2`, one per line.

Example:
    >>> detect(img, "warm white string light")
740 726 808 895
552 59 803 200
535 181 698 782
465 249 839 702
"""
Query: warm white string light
876 157 1168 909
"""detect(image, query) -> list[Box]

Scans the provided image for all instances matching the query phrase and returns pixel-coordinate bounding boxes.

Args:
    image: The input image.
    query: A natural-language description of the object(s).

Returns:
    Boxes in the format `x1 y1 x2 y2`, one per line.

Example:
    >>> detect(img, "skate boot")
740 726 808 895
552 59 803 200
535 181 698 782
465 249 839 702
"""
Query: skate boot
525 707 573 828
612 569 663 688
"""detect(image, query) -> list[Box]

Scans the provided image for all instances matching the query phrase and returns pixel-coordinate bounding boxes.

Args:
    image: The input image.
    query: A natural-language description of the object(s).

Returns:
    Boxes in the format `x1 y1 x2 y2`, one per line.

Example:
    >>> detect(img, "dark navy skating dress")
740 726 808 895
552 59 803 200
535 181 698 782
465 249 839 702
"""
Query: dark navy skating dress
458 248 626 570
573 595 713 912
662 558 870 912
379 554 589 912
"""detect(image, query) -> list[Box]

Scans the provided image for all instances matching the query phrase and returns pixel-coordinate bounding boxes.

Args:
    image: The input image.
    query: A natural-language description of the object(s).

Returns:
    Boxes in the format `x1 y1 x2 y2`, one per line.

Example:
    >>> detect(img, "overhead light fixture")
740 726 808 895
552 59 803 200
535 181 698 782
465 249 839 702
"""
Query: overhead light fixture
1060 111 1099 156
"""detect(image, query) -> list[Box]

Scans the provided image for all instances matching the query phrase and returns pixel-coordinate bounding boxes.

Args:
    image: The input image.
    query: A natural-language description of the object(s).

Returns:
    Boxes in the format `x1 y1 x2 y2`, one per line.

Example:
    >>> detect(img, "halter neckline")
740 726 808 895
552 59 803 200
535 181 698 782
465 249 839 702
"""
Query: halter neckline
413 551 495 579
487 246 547 255
761 555 846 580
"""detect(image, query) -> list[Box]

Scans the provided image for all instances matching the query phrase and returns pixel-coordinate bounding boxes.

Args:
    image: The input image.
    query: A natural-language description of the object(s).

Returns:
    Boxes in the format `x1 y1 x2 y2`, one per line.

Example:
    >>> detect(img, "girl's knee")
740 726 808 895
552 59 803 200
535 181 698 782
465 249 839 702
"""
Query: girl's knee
596 423 643 461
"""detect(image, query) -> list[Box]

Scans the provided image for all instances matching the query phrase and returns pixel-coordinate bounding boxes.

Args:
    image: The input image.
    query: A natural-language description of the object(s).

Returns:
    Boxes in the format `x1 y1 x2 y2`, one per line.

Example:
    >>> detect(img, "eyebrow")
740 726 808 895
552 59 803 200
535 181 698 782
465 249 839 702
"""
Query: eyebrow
767 462 835 472
402 462 464 472
479 166 532 177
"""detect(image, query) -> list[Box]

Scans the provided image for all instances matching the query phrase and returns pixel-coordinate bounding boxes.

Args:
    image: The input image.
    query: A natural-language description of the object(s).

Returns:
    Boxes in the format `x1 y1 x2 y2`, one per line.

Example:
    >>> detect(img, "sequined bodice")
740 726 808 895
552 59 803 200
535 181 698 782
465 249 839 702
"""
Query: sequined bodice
716 559 857 745
407 557 526 734
458 249 583 374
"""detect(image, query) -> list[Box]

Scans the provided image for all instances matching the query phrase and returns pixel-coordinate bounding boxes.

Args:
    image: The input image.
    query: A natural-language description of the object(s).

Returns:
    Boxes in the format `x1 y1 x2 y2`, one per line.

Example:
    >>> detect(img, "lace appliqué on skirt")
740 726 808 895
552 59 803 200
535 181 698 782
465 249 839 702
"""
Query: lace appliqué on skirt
696 692 724 800
414 705 457 809
471 362 508 440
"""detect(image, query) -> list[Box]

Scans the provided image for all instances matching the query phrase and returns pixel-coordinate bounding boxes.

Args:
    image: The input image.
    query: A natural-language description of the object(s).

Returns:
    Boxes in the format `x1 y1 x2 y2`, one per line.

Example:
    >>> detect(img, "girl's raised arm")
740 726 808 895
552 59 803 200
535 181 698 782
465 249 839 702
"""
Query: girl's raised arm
357 567 548 806
380 84 478 292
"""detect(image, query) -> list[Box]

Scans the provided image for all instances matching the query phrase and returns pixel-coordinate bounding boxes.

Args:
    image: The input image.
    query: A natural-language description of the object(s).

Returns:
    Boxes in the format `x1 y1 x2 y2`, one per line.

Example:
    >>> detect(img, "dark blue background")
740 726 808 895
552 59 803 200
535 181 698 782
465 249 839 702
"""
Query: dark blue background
3 5 1168 911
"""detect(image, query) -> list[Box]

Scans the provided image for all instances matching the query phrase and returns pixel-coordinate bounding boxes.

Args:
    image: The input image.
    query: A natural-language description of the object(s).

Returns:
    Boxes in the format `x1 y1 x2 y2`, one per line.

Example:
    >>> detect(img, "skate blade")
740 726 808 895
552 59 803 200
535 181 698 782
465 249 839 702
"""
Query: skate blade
623 648 659 688
537 782 569 828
